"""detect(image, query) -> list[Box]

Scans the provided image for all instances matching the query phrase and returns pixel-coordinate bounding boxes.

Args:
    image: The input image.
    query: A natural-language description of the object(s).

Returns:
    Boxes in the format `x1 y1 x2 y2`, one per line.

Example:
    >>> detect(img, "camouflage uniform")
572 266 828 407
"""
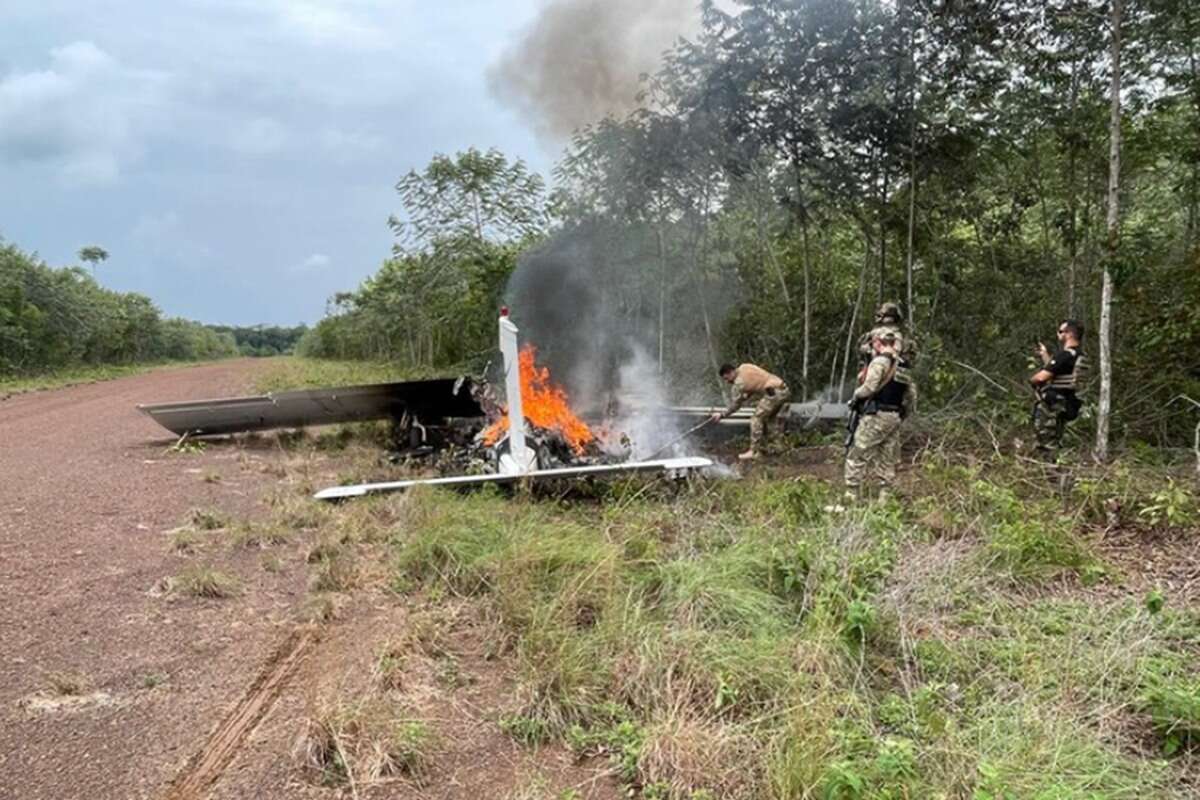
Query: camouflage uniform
722 363 790 455
1032 345 1087 453
857 302 917 367
845 338 914 494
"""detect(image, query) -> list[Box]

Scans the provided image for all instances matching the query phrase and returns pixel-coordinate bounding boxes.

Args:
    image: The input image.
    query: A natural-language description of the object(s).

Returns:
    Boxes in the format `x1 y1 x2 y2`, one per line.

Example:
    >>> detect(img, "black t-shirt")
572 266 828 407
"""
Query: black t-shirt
1046 346 1080 394
1047 347 1077 376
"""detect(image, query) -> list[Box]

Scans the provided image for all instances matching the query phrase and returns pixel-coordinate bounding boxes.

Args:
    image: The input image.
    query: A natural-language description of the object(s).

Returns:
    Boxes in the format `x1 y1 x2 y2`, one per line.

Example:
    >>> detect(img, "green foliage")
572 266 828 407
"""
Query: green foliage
1137 480 1197 529
1139 659 1200 756
499 713 553 746
377 465 1194 798
207 323 308 357
252 356 401 393
0 240 237 378
302 147 548 369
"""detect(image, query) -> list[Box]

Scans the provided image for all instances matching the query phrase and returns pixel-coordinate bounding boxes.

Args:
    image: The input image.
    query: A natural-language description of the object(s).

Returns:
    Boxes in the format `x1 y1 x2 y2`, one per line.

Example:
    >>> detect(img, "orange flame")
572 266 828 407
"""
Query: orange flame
482 345 594 455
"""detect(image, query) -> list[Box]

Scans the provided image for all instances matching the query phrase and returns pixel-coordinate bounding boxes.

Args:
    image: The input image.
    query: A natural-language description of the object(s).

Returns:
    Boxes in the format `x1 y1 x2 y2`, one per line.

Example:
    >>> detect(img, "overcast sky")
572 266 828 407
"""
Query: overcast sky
0 0 572 325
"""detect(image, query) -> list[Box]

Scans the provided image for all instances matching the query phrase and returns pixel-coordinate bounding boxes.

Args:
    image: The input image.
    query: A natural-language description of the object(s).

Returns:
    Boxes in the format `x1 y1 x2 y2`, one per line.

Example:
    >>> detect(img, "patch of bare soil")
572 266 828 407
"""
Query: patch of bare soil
1091 526 1200 604
0 361 311 800
212 591 622 800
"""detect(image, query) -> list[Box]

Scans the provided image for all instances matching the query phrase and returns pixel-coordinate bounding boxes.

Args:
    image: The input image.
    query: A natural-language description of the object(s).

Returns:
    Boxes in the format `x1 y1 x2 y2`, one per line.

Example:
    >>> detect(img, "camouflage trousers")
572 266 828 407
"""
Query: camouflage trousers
1032 391 1080 452
844 411 902 489
749 384 791 452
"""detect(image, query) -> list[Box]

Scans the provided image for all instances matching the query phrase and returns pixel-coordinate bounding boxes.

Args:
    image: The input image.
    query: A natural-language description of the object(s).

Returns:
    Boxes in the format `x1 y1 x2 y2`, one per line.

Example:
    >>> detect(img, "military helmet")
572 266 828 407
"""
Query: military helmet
875 302 903 324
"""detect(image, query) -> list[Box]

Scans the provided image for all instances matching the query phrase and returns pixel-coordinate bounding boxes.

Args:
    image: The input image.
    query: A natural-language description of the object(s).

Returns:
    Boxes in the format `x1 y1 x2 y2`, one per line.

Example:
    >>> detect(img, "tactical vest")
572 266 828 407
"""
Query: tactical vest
871 354 910 409
1049 347 1087 394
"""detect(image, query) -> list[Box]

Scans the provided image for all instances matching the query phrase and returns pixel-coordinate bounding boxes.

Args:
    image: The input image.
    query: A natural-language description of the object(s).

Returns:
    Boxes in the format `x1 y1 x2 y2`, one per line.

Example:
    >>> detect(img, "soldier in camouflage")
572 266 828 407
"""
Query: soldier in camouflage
857 302 910 362
1029 319 1087 455
711 362 791 460
845 331 915 499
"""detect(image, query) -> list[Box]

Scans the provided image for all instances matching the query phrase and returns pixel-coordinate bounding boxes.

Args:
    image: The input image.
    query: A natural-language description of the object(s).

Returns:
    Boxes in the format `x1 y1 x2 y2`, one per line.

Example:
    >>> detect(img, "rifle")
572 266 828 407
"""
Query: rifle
844 400 861 454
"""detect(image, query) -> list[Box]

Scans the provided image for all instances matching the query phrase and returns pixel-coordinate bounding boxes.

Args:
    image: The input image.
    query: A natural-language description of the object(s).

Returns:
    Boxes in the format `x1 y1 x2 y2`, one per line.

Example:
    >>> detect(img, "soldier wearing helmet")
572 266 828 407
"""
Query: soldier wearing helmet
845 330 915 500
857 302 909 361
857 301 916 389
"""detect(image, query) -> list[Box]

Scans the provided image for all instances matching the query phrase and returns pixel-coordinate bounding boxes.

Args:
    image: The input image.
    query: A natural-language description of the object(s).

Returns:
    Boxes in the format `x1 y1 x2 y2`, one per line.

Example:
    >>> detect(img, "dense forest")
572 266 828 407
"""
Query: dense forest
0 241 239 376
301 0 1200 451
209 324 309 357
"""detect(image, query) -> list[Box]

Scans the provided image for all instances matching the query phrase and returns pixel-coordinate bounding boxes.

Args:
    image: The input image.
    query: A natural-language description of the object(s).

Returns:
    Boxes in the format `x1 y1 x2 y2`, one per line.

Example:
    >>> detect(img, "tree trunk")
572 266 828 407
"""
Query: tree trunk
801 211 812 397
1097 0 1122 463
878 158 889 305
1067 142 1078 314
656 225 667 375
905 132 917 333
840 231 872 402
905 11 918 330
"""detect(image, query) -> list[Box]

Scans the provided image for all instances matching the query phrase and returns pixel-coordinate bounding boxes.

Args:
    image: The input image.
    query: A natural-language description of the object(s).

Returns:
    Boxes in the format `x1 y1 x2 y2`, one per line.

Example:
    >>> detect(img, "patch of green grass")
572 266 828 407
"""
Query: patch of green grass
228 521 292 549
252 357 408 394
299 696 435 786
170 528 204 553
499 713 554 746
175 565 239 598
1139 657 1200 756
189 507 229 531
310 551 358 593
378 467 1193 799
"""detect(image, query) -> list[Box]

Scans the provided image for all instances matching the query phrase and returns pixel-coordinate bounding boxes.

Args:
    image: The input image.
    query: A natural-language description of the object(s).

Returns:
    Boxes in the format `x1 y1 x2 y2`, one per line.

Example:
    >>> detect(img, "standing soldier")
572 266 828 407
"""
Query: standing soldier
710 362 791 460
845 331 914 500
1029 319 1087 455
858 302 910 362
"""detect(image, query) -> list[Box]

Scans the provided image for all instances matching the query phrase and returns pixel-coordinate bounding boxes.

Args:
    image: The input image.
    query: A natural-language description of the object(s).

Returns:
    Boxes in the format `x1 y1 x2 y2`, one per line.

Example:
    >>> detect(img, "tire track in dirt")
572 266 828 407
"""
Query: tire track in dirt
0 359 309 800
164 627 317 800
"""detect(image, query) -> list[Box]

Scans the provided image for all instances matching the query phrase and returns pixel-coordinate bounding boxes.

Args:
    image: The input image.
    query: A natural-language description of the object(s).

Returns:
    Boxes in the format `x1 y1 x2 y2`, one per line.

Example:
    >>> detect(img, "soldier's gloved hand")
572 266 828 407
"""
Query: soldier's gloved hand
849 397 863 412
709 412 722 423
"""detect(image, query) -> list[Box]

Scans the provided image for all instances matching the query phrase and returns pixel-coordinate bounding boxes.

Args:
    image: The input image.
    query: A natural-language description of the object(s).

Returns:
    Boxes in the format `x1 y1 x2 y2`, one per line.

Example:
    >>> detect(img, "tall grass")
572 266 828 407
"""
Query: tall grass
381 472 1194 799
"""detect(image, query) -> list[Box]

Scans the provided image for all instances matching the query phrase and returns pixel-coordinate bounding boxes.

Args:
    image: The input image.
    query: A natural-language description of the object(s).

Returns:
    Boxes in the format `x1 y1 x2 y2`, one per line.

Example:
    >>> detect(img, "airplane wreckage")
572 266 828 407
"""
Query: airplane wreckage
138 310 847 500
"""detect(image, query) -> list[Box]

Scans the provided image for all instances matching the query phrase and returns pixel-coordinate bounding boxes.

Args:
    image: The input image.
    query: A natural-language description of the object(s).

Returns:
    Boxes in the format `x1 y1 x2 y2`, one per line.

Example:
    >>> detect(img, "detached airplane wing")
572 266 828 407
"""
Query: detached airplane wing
313 456 713 501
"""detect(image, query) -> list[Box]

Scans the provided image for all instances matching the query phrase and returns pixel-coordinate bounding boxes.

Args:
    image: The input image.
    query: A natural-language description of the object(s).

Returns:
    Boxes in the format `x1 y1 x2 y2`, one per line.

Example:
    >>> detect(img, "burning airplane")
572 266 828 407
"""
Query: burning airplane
137 308 846 500
311 309 712 499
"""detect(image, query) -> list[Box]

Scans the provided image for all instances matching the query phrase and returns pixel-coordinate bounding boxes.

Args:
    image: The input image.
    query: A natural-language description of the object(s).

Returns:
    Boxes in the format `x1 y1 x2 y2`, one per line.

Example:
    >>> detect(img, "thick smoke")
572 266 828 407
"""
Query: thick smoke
488 0 703 141
503 222 697 458
503 221 635 410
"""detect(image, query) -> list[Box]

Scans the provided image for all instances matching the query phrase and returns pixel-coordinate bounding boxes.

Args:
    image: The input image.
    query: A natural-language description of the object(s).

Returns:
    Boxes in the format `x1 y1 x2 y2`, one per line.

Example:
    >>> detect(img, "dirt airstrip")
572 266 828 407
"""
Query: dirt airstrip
0 362 617 800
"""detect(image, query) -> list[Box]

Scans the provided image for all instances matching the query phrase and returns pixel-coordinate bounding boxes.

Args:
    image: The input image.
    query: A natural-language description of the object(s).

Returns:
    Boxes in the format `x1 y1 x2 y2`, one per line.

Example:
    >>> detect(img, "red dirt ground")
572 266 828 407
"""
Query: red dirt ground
0 361 306 800
0 362 625 800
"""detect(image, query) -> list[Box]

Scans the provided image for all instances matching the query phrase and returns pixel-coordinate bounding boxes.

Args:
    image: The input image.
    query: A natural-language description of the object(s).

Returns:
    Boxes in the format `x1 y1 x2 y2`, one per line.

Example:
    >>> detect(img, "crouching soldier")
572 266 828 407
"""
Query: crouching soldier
845 331 915 500
711 362 791 460
1029 319 1087 456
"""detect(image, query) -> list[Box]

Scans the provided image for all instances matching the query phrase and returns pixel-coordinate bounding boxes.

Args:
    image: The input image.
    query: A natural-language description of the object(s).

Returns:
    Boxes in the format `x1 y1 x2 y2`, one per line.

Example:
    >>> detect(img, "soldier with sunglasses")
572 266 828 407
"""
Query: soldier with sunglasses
1029 319 1088 455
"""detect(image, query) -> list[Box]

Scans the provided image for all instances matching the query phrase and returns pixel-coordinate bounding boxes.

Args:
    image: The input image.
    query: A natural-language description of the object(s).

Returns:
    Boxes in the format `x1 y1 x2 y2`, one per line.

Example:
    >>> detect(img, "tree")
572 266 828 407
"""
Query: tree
1097 0 1123 461
77 246 109 278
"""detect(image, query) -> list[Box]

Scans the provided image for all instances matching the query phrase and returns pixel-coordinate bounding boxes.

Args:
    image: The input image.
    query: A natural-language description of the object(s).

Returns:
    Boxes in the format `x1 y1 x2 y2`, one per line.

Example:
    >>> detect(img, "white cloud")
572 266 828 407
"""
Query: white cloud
268 0 388 49
293 252 332 273
229 116 291 157
0 41 169 185
319 126 385 160
130 210 213 262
